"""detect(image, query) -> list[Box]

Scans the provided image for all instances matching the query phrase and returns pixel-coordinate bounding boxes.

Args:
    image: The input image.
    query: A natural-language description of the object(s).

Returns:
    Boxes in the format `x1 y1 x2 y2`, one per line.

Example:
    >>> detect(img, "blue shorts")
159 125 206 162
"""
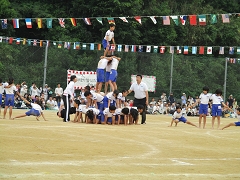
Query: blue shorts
96 69 105 83
97 102 104 112
109 69 117 82
102 39 110 50
176 116 187 123
103 96 116 108
211 104 222 116
0 94 2 105
25 109 40 116
5 94 14 106
199 104 208 115
234 122 240 126
105 71 110 82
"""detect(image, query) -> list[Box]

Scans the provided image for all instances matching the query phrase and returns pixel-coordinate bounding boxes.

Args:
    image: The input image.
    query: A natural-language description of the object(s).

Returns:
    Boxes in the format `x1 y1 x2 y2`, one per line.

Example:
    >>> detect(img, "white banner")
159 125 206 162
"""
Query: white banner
67 70 96 89
131 75 156 92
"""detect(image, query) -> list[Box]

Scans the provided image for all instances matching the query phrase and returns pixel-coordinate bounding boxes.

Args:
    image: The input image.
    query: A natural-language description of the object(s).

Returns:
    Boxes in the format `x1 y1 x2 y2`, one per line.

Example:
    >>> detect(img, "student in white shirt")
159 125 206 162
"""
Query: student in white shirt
210 89 229 129
55 83 63 108
3 78 17 119
83 107 100 124
102 23 116 57
62 75 77 122
72 99 83 123
103 105 116 125
103 90 119 109
108 56 121 91
104 61 112 94
13 92 47 121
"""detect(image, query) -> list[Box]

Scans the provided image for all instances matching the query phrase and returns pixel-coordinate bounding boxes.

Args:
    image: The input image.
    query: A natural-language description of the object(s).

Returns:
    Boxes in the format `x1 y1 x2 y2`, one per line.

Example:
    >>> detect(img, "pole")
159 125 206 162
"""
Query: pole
223 57 228 102
43 43 48 89
169 53 174 95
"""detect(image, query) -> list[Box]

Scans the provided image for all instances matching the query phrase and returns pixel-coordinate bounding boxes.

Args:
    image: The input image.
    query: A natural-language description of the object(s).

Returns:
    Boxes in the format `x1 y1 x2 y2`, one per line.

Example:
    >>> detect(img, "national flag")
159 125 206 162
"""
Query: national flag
1 19 7 29
46 18 52 28
229 47 234 54
125 45 129 52
219 47 224 54
138 45 143 52
82 43 86 50
5 37 9 43
67 42 71 49
237 47 240 54
169 46 174 54
119 17 128 23
177 46 181 54
222 14 230 23
163 16 170 25
170 16 179 25
180 15 187 25
57 41 62 48
192 46 197 54
40 40 43 47
107 17 115 24
53 41 57 46
90 43 94 50
70 18 77 26
117 45 122 52
153 46 158 53
36 18 42 28
97 44 101 50
27 39 31 46
146 46 151 52
16 38 20 44
134 16 141 24
96 18 103 24
210 14 217 24
110 44 115 51
83 18 91 25
25 18 32 28
9 37 13 44
160 46 165 53
76 42 80 49
199 46 204 54
198 15 206 25
33 40 37 46
207 47 212 54
12 19 19 28
229 58 235 64
58 18 65 28
22 38 26 45
0 36 2 42
189 15 197 25
183 46 188 54
150 16 157 24
131 45 136 52
46 40 50 47
73 42 76 49
64 42 68 48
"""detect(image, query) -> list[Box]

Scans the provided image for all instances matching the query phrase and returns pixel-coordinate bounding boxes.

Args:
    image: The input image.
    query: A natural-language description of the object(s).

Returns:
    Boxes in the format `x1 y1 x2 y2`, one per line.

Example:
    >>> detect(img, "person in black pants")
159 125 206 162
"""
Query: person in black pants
128 75 149 124
62 75 77 122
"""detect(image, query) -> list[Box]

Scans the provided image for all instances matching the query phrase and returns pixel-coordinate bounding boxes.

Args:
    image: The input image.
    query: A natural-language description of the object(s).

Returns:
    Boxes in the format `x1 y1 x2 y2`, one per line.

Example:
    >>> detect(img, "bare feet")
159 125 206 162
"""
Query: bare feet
9 118 14 120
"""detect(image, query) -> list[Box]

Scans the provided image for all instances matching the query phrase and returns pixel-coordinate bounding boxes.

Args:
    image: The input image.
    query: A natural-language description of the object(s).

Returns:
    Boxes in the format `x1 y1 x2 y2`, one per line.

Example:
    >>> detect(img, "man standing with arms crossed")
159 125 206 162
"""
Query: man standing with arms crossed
128 75 148 124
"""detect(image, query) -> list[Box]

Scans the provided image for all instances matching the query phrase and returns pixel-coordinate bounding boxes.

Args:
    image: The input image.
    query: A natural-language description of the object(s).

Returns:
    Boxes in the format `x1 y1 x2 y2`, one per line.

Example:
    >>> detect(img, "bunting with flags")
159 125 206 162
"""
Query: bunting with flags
119 17 128 23
36 18 42 28
83 18 91 25
58 18 65 28
170 16 179 25
189 15 197 25
70 18 77 26
96 18 103 24
107 17 115 24
134 16 141 24
12 19 19 28
180 16 187 25
1 19 7 29
25 18 32 28
198 15 206 25
150 16 157 24
163 16 170 25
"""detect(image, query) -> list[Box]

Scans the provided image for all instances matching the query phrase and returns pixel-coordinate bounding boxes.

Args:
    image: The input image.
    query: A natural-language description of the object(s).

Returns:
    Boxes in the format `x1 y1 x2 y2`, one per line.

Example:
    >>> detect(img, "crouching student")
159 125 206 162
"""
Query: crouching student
222 107 240 130
121 108 130 125
13 93 47 121
72 99 83 123
82 107 100 124
114 108 122 125
103 105 116 125
169 106 197 127
129 107 139 125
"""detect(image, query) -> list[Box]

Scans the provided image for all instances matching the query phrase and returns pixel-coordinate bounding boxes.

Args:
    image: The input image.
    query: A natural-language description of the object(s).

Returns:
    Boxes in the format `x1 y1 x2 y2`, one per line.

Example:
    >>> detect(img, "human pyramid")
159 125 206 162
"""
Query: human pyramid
1 23 239 129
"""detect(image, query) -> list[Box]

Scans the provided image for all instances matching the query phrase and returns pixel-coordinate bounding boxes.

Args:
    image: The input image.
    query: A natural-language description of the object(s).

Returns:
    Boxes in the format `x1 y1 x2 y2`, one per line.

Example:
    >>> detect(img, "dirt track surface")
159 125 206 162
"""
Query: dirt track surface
0 109 239 180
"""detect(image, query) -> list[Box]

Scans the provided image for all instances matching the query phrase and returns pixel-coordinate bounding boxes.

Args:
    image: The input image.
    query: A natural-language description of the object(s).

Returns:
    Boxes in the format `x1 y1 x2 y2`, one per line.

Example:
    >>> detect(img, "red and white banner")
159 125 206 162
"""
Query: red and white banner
67 70 96 89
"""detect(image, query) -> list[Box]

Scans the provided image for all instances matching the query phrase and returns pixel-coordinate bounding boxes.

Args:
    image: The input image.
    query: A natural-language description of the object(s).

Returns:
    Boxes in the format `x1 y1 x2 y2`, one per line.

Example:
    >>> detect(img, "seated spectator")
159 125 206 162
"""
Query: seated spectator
163 103 170 115
169 103 176 115
147 104 154 114
46 96 58 110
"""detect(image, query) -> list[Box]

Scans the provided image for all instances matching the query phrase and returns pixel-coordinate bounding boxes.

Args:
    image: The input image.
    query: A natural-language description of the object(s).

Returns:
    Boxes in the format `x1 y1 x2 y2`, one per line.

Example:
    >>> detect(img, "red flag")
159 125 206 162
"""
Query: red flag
159 46 165 53
189 15 197 25
70 18 77 26
97 44 101 50
9 37 13 44
199 46 204 54
134 16 141 24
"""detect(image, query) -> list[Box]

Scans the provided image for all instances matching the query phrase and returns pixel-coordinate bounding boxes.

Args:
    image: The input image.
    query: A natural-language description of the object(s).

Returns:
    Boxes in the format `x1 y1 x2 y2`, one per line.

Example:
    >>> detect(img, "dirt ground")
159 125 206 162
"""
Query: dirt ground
0 109 239 180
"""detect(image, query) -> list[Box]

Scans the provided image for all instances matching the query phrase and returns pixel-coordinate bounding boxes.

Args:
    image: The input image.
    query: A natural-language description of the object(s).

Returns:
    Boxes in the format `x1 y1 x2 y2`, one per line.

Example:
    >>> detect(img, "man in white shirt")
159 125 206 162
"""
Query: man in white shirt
55 83 63 108
128 75 148 124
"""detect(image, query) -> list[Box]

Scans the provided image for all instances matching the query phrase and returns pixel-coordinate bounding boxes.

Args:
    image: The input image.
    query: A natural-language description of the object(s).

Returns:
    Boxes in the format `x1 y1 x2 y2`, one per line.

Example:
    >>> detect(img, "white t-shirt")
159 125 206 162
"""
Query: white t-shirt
103 108 116 117
0 83 6 94
117 93 126 102
91 92 104 102
106 63 111 72
82 107 100 115
110 58 119 70
76 105 82 112
55 87 63 96
64 81 75 99
115 108 122 115
47 100 57 107
4 83 17 94
104 30 114 42
210 94 223 104
97 58 109 69
130 82 148 99
199 93 211 104
31 88 39 97
106 92 116 101
31 103 43 113
173 111 183 119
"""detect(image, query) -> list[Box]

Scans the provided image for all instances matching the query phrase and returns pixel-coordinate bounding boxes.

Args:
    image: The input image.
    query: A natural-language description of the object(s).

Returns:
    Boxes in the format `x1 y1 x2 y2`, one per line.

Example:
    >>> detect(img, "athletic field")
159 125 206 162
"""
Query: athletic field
0 109 239 180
